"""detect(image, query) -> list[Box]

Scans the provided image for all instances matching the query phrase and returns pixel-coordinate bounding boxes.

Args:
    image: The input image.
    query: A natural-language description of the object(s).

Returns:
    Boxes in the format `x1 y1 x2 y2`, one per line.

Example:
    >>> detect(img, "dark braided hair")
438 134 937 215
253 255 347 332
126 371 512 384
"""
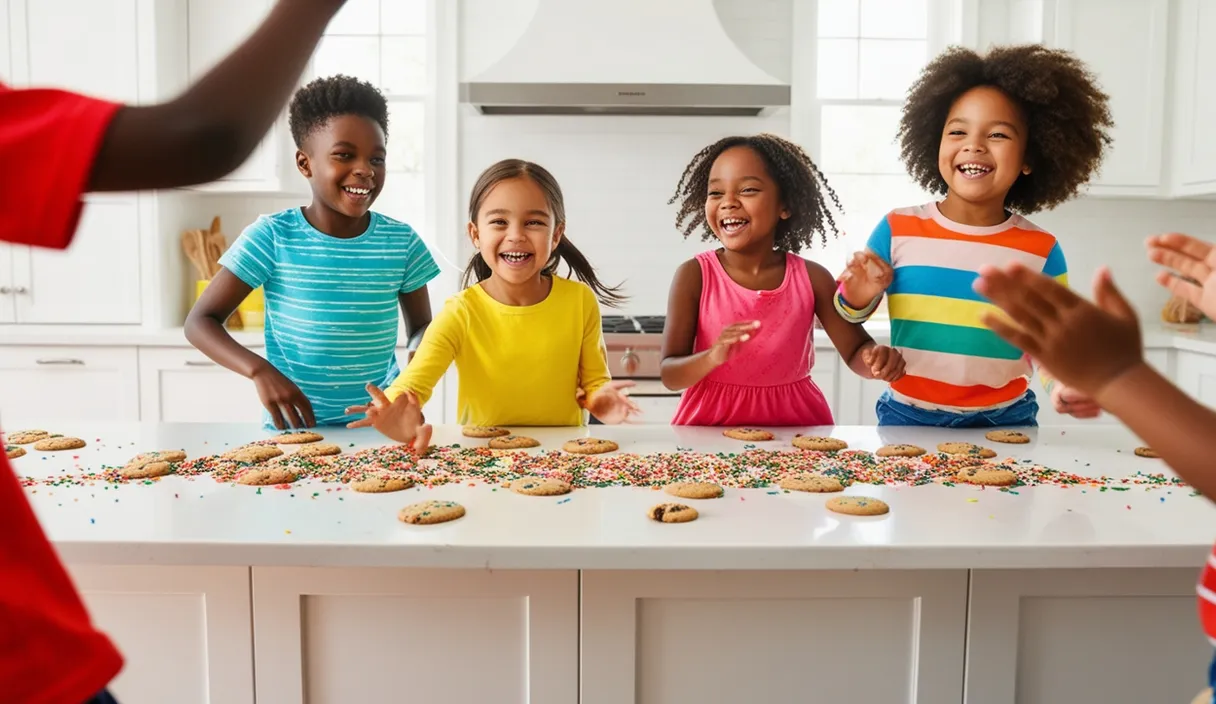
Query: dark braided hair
668 133 843 252
463 159 626 308
288 74 389 147
900 44 1113 213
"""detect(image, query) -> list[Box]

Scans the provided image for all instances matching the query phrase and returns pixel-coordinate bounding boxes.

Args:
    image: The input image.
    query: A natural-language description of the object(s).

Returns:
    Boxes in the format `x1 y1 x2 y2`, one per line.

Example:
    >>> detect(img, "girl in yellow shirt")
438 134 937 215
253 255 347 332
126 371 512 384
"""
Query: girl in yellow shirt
347 159 640 449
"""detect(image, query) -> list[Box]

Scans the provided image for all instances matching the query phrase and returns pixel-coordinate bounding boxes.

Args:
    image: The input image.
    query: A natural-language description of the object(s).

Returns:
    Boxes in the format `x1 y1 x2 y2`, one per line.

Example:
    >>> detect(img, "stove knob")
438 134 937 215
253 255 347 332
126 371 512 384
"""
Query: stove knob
621 348 640 375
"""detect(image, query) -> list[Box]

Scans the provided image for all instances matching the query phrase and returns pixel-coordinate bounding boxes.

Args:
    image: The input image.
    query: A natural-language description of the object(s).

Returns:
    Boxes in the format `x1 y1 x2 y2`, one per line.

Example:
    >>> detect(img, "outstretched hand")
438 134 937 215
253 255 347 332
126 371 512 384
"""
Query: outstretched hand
1147 232 1216 319
346 384 432 453
707 321 760 366
583 380 642 424
973 262 1144 401
837 250 893 308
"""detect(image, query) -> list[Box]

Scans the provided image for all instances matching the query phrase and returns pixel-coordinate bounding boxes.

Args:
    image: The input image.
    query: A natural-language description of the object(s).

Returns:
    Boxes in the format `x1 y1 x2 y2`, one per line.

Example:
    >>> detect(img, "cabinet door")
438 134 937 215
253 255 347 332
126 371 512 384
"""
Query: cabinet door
186 0 278 189
1170 0 1216 194
0 244 14 323
12 195 142 324
1051 0 1168 195
0 346 139 423
138 348 265 423
24 0 139 102
1175 351 1216 410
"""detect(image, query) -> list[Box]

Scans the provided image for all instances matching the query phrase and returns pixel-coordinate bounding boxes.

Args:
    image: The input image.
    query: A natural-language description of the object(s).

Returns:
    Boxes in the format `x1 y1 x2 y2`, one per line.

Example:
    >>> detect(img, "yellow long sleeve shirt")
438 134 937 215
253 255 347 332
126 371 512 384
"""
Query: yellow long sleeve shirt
386 276 612 426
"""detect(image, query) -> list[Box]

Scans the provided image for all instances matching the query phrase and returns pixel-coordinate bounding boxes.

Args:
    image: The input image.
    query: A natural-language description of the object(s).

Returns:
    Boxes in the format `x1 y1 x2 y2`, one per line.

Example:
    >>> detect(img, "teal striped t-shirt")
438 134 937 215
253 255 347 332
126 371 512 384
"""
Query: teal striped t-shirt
220 207 440 428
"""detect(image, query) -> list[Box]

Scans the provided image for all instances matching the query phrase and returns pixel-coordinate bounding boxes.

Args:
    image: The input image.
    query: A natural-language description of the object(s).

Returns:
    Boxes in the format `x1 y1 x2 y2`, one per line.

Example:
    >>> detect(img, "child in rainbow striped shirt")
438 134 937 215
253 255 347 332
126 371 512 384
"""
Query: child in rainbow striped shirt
834 44 1114 427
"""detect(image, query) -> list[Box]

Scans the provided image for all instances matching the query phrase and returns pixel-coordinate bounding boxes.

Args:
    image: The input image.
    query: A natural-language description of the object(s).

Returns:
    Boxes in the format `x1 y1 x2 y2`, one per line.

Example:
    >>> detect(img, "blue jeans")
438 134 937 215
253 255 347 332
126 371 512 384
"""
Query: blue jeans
85 691 119 704
875 389 1039 428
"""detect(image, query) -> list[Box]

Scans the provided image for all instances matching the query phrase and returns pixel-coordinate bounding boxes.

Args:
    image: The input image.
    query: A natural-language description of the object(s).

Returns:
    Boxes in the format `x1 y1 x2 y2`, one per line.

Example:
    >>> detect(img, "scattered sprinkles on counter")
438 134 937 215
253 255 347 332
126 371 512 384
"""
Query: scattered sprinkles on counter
10 440 1194 495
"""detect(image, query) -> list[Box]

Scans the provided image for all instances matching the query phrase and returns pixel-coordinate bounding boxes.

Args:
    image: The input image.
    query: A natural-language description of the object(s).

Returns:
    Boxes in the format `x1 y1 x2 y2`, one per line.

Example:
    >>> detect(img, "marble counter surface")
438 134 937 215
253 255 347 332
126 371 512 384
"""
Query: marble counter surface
7 421 1213 570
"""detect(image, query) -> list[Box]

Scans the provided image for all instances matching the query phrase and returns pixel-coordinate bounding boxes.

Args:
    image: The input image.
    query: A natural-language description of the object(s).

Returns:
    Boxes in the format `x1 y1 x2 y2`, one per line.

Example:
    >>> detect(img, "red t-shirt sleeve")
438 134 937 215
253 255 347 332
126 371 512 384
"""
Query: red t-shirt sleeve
0 82 122 250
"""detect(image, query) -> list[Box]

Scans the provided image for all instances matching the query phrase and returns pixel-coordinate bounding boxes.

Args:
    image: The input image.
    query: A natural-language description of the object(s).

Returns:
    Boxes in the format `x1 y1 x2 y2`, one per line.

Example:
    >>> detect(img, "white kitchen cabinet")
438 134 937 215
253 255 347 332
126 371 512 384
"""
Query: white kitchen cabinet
70 565 255 704
0 0 11 80
10 195 143 325
811 353 839 422
251 567 578 704
0 346 139 423
1176 350 1216 410
0 244 14 323
23 0 140 102
581 569 968 704
1047 0 1168 196
138 348 264 423
1169 0 1216 196
964 568 1209 703
184 0 296 193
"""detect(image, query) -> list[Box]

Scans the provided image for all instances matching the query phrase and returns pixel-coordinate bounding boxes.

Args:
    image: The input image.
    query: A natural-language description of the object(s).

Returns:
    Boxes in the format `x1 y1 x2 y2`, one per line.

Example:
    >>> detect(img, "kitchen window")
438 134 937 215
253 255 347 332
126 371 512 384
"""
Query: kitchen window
312 0 431 236
802 0 961 319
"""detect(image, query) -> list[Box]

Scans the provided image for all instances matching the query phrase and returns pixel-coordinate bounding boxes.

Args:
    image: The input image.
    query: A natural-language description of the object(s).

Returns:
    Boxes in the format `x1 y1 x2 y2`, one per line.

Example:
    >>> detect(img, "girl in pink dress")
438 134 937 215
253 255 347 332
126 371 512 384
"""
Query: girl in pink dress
662 134 906 427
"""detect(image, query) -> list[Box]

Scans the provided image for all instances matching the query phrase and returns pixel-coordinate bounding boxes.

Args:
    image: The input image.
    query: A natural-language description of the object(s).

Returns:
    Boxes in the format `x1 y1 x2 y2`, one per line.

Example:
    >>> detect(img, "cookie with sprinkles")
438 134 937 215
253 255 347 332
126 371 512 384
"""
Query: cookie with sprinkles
6 446 25 459
399 500 465 525
489 435 541 450
351 475 415 493
876 444 925 458
664 482 724 499
791 435 848 451
937 442 997 458
510 476 571 496
33 436 86 451
778 473 844 493
957 464 1018 486
1134 446 1160 458
826 495 889 516
7 429 49 445
648 503 698 523
563 438 618 455
223 445 284 464
462 426 511 438
274 431 324 444
985 429 1031 444
293 442 342 458
723 427 774 441
237 467 298 486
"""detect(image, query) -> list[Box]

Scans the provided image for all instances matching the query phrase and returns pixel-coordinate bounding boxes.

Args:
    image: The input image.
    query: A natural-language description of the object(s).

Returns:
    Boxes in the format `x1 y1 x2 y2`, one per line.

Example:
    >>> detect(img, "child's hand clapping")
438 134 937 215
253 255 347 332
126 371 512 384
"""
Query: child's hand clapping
345 384 433 453
1147 232 1216 319
708 321 761 366
838 250 893 307
973 263 1144 402
583 380 643 424
861 344 906 382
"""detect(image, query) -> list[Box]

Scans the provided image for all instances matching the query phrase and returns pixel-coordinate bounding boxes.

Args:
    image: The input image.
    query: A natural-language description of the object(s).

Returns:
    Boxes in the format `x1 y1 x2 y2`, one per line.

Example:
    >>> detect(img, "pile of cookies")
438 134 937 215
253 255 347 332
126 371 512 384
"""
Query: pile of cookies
5 429 87 459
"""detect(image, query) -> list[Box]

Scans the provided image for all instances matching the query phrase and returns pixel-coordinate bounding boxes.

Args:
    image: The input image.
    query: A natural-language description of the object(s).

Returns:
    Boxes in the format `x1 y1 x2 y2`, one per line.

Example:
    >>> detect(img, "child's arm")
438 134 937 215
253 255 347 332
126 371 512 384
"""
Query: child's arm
833 217 894 323
660 259 759 390
577 288 640 424
974 262 1216 498
88 0 347 192
1033 241 1102 418
399 288 433 362
807 260 905 382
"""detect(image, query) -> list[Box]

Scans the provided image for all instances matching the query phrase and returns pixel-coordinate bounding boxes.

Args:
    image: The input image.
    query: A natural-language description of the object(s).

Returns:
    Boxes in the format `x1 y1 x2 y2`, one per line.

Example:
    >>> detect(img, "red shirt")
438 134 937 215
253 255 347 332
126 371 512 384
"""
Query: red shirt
0 82 124 703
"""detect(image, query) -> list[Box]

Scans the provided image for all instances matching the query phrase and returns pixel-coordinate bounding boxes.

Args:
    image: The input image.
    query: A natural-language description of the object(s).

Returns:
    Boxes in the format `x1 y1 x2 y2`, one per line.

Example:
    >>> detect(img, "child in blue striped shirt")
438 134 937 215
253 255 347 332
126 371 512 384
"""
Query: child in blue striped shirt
186 75 439 430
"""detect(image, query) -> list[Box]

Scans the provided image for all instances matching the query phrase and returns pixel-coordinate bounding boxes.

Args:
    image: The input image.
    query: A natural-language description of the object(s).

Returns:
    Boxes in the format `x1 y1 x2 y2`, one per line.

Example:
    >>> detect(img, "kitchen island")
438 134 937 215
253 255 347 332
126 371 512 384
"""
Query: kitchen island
11 422 1215 704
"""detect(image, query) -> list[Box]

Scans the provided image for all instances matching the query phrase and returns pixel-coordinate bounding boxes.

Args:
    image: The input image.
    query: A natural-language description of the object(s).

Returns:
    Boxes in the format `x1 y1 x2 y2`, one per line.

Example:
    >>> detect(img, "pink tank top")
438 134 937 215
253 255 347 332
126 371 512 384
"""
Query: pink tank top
671 250 832 427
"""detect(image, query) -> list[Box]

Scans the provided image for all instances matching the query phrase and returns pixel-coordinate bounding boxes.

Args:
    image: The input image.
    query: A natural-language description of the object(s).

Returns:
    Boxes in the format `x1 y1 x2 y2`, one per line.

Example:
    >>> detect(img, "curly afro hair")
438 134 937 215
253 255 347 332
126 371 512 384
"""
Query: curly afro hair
899 44 1113 214
288 74 389 148
669 134 843 252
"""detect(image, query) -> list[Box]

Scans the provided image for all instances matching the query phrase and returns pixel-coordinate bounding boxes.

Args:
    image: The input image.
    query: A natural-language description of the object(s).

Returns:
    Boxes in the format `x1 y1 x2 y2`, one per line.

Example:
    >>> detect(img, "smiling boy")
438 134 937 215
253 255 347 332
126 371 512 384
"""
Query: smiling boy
186 74 439 429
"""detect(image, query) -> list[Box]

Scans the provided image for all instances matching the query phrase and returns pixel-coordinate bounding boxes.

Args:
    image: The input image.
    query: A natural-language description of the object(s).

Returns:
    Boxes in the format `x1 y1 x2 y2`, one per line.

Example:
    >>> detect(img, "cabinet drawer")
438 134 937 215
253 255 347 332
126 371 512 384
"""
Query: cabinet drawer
138 348 264 423
0 346 139 423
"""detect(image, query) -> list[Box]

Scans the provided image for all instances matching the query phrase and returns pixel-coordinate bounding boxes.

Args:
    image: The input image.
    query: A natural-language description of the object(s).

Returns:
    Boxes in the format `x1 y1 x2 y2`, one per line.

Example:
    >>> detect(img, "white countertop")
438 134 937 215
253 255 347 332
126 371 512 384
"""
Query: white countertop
9 422 1213 570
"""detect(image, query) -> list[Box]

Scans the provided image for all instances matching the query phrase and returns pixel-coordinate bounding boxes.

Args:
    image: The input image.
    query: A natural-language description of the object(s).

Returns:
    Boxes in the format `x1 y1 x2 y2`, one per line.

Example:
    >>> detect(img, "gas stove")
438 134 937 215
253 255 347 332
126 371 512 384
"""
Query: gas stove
600 315 666 379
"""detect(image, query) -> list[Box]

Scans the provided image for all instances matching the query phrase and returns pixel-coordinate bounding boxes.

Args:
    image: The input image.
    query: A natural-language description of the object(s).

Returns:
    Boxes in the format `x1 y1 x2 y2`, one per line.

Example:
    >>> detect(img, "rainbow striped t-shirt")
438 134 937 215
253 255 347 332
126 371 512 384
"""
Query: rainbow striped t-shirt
834 202 1067 413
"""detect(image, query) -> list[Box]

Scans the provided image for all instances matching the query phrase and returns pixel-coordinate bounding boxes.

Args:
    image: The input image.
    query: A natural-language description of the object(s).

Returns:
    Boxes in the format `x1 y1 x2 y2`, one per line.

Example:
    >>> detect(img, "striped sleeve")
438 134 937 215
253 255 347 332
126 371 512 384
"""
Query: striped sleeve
219 217 277 289
1042 240 1068 285
398 225 441 294
833 215 891 323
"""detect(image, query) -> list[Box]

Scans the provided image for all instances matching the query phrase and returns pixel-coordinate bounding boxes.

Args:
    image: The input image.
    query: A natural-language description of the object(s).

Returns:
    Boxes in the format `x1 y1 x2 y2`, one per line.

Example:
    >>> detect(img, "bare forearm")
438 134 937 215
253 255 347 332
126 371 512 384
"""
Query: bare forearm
660 352 719 391
845 340 877 378
184 314 271 379
1097 363 1216 497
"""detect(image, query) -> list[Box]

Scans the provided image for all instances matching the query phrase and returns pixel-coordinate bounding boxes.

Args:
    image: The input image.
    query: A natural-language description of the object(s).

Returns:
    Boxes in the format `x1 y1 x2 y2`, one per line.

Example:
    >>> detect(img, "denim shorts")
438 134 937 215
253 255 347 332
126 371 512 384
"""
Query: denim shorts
875 389 1039 428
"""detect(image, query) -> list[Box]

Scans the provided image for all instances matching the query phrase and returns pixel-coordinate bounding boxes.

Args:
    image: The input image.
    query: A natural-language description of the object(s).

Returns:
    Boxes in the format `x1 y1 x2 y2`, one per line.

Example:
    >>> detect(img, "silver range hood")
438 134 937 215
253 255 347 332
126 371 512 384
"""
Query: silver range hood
460 0 790 117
